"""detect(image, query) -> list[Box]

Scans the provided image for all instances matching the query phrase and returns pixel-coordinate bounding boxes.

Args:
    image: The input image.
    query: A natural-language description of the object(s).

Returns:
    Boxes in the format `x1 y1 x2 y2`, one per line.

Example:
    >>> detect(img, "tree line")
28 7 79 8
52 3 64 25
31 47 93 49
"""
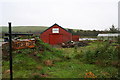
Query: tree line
68 25 119 37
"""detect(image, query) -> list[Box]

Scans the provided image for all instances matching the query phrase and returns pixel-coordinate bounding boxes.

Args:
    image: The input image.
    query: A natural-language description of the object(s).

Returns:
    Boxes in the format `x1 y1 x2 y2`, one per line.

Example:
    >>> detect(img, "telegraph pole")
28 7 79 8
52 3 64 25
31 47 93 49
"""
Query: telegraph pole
8 22 13 80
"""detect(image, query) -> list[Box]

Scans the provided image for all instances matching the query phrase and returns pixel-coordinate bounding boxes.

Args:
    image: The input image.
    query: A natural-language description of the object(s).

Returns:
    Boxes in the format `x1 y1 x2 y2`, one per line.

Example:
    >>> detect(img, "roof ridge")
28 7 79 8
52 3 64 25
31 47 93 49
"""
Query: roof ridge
40 23 71 34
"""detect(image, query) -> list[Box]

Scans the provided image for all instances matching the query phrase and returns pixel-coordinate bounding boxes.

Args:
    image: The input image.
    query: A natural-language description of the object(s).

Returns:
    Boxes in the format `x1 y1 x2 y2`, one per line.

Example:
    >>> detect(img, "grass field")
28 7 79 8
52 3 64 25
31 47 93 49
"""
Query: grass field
2 40 119 78
0 26 48 33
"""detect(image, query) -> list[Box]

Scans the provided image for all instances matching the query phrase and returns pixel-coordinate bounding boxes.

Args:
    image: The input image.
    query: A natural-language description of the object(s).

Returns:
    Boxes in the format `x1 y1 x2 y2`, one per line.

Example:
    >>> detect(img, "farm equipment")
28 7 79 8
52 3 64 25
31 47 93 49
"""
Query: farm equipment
61 41 77 48
61 40 91 48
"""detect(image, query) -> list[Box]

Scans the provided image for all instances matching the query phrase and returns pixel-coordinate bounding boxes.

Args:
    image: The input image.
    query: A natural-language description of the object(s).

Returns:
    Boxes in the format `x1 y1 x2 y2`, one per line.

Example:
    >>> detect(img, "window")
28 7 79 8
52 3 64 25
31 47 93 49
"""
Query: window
52 28 59 33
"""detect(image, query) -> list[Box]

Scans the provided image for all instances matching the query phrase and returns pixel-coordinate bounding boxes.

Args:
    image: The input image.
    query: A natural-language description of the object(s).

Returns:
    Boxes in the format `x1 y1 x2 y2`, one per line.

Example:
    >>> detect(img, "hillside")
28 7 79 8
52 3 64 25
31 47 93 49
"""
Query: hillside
0 26 111 38
0 26 79 33
0 26 48 33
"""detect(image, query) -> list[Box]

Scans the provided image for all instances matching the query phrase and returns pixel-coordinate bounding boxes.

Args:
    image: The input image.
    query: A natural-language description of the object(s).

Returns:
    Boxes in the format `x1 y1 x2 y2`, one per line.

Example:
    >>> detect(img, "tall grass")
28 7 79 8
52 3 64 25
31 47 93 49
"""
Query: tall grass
83 41 119 67
34 39 64 61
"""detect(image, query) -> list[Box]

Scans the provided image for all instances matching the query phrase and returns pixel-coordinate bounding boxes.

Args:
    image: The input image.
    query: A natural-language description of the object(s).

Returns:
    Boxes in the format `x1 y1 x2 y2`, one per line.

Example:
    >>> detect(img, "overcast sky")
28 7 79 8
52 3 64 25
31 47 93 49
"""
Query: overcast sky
0 0 119 30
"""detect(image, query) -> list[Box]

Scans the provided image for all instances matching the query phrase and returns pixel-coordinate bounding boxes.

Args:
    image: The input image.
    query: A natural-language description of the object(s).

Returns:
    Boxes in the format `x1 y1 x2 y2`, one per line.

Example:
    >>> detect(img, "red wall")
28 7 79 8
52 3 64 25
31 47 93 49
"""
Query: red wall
72 35 79 41
40 24 72 45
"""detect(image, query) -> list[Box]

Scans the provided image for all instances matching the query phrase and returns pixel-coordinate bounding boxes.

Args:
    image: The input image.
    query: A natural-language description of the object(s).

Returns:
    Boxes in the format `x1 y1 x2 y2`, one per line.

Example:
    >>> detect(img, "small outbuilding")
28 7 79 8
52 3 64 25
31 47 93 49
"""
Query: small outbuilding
40 23 79 45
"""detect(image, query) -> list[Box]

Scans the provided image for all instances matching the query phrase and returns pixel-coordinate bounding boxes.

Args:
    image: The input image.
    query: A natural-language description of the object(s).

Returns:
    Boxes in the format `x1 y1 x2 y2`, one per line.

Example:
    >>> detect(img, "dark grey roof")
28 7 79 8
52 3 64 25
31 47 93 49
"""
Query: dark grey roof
40 23 71 34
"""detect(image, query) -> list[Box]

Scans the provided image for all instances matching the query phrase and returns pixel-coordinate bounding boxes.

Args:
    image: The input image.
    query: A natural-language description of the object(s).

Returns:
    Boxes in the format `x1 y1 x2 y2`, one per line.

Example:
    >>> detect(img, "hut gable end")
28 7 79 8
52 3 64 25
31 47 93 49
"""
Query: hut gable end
41 23 70 34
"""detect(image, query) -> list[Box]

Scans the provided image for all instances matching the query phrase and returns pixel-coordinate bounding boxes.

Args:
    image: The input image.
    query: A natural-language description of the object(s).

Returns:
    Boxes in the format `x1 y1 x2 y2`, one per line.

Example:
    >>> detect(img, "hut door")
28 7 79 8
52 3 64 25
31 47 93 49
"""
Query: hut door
49 34 63 45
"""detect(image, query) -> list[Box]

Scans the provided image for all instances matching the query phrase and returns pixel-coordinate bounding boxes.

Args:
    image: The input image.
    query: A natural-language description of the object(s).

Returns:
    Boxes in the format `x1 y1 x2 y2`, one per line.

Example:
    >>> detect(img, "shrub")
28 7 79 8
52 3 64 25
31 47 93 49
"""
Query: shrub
83 41 119 66
35 39 52 51
84 50 96 64
35 39 64 61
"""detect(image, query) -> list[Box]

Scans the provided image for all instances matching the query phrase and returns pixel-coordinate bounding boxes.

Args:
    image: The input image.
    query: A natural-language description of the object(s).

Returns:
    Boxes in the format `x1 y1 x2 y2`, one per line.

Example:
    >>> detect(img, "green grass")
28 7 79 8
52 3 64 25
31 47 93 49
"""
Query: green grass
2 40 119 78
39 59 118 78
1 26 48 33
2 49 38 78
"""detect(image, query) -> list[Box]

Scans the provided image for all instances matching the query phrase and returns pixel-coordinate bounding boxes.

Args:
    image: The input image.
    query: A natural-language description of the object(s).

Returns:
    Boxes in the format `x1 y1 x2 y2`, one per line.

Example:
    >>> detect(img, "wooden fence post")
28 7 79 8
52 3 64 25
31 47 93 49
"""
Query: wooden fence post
8 22 13 80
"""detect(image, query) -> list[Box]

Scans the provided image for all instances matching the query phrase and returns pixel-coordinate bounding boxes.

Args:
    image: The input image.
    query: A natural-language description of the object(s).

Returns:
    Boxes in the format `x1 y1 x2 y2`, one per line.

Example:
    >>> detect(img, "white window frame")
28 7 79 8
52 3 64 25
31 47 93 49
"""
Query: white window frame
52 28 59 33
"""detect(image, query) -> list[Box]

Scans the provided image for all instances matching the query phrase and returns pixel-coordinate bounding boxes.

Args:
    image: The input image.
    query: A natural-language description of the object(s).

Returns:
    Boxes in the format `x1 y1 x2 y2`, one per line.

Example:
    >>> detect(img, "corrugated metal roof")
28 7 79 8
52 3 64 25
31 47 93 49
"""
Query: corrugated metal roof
97 33 120 37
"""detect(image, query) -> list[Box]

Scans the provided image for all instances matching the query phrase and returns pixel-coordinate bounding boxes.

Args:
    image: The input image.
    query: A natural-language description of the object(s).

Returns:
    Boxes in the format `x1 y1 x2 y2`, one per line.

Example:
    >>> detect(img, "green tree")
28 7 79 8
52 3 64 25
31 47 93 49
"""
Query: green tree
68 29 75 34
109 25 118 33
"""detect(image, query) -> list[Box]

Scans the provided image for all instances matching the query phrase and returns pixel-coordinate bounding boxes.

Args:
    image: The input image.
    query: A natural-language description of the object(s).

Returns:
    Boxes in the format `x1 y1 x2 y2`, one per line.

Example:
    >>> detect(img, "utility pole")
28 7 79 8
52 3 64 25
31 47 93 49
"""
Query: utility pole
8 22 13 80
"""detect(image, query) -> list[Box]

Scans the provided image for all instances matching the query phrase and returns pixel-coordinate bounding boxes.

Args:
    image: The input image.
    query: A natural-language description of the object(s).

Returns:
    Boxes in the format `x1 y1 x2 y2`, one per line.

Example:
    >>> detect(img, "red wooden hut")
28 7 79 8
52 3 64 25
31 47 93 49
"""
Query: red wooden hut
40 23 79 45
